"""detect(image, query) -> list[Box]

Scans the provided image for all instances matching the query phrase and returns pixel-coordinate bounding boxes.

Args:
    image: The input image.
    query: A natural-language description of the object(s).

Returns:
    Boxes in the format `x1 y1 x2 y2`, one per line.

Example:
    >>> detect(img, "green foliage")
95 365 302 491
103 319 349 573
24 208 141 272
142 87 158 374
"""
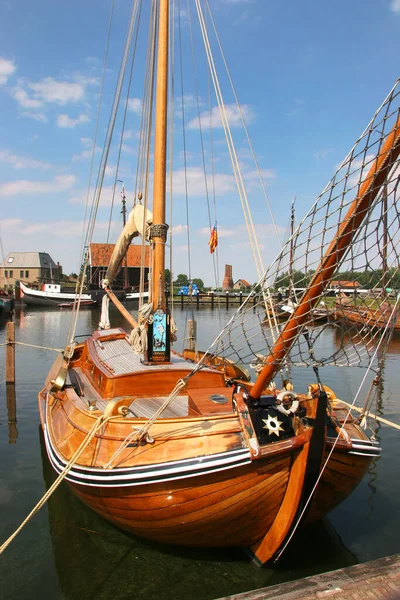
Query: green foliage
175 273 188 286
165 268 171 284
192 278 204 290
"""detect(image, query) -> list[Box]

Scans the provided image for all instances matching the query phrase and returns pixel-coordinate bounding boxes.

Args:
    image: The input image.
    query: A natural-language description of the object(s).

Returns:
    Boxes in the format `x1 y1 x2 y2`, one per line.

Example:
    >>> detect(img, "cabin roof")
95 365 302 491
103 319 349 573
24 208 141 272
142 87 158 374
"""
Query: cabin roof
89 243 150 268
0 251 58 269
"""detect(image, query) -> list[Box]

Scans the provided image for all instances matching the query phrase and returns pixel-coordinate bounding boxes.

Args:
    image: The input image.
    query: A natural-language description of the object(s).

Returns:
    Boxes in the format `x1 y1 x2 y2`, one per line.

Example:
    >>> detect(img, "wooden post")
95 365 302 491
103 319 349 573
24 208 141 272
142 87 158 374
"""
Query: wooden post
196 293 200 309
240 291 243 304
180 293 184 308
226 291 229 309
6 322 15 384
6 384 18 444
211 291 214 309
187 319 197 351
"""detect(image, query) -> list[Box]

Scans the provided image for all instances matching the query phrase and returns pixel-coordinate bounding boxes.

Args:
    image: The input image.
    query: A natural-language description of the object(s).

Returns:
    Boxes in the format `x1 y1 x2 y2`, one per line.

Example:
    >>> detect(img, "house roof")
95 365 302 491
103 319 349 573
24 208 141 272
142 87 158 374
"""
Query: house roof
234 279 251 287
89 243 150 268
0 252 58 269
331 280 361 288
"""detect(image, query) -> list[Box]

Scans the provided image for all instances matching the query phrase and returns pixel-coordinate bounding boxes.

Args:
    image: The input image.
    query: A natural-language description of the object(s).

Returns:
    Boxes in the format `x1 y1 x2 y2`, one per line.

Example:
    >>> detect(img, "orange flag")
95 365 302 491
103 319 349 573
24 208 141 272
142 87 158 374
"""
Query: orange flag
208 222 218 253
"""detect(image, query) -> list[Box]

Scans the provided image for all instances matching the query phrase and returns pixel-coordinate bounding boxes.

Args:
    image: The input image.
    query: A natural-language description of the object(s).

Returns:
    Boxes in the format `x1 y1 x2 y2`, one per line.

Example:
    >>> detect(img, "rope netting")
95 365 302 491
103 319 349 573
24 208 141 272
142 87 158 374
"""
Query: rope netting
198 79 400 376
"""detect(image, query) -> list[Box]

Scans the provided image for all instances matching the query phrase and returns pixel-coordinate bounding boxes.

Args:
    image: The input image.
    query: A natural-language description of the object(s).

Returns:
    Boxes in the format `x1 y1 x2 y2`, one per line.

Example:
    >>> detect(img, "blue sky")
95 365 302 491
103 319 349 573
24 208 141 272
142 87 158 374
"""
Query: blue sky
0 0 399 287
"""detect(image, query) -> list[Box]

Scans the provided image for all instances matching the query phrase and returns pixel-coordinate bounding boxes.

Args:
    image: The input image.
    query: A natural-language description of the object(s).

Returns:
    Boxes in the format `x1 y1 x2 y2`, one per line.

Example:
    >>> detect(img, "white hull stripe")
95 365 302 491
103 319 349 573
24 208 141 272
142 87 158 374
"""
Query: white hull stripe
349 439 382 457
43 426 252 488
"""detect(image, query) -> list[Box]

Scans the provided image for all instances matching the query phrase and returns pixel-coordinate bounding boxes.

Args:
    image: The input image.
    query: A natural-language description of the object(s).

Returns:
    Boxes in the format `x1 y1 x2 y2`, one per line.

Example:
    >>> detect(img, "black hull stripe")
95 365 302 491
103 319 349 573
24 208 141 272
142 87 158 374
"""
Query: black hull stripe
43 426 252 488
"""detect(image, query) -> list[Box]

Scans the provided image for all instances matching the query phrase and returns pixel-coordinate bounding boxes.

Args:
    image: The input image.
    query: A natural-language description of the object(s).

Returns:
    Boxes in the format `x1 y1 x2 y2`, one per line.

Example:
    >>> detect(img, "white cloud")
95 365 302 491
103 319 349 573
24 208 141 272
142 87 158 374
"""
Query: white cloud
57 113 90 128
72 149 93 161
21 111 48 122
314 148 334 160
172 224 188 235
173 166 236 196
0 57 16 85
0 174 76 197
243 168 277 182
105 165 115 178
29 77 85 105
187 103 255 130
11 86 43 108
198 225 236 238
0 149 51 170
127 97 142 115
80 137 92 147
391 0 400 13
68 185 115 207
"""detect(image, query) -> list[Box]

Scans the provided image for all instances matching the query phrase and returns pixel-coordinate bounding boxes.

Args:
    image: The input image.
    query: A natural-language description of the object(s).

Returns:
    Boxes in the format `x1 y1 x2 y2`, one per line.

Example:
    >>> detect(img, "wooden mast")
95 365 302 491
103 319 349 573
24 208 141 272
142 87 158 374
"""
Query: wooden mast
151 0 169 312
251 116 400 399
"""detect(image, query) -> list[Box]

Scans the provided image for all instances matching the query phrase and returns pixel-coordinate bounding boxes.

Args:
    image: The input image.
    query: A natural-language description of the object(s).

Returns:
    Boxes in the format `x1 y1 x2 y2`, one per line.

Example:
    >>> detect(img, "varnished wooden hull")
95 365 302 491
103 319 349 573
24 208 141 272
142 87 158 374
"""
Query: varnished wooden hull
69 456 292 547
334 305 400 331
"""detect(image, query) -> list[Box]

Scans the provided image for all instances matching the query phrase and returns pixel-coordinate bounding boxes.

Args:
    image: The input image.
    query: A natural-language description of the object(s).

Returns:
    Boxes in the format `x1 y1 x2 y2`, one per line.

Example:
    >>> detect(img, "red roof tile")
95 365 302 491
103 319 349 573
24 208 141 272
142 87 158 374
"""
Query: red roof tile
90 243 150 268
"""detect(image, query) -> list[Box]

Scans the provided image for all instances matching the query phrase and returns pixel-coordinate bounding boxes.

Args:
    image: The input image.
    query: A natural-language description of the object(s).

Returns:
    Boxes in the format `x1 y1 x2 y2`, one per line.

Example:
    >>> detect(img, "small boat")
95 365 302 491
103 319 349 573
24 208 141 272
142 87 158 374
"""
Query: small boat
58 299 97 309
20 281 92 307
0 290 14 315
37 1 400 566
125 290 149 301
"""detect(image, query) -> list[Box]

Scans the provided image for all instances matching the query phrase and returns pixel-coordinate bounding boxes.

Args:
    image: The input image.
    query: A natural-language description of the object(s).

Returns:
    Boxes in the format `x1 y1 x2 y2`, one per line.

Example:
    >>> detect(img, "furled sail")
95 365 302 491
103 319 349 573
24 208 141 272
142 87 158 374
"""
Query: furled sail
102 204 152 288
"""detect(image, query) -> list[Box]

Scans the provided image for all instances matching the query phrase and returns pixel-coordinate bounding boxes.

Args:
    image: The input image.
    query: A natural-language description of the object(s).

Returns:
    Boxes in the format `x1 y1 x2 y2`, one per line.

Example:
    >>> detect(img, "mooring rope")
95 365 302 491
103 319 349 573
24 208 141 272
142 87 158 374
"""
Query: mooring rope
7 341 63 352
0 406 117 555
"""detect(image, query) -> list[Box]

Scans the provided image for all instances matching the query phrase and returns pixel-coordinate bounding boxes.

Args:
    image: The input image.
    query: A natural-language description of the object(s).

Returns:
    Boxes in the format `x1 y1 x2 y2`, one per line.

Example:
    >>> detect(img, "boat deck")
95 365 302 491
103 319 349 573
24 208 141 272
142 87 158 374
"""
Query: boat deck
91 328 206 376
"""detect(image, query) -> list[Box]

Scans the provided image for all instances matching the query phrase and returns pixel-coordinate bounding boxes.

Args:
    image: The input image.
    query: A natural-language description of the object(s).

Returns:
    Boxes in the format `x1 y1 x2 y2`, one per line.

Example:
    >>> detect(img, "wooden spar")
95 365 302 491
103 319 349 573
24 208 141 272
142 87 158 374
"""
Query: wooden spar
104 288 138 328
151 0 169 311
251 115 400 399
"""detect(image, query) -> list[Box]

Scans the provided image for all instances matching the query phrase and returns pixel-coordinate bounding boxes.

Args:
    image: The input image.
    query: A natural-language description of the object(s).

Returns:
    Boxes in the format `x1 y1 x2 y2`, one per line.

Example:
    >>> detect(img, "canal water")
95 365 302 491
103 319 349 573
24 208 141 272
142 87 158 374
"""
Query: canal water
0 304 399 599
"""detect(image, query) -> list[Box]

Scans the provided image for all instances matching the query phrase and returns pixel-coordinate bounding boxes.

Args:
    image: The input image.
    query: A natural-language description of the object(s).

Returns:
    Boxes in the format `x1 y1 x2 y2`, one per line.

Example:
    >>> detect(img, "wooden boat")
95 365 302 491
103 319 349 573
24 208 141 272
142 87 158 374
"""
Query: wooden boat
20 281 92 307
58 299 97 309
334 298 400 333
38 1 400 565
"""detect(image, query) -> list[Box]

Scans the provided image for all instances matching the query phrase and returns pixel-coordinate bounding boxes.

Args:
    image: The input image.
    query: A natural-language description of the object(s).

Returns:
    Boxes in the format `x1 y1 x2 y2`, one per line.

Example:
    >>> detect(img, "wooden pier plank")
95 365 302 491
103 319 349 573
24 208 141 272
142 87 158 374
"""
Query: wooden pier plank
216 554 400 600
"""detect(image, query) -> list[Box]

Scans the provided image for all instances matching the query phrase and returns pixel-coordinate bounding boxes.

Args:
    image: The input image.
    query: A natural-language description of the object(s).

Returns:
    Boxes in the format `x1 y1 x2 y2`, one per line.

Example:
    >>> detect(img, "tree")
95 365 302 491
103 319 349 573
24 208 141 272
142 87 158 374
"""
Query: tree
192 278 204 290
175 273 188 286
165 268 171 284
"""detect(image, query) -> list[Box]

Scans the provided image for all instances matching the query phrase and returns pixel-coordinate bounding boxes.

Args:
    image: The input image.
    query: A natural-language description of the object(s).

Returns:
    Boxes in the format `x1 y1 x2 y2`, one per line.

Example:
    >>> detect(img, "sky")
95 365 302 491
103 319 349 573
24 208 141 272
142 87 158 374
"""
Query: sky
0 0 399 288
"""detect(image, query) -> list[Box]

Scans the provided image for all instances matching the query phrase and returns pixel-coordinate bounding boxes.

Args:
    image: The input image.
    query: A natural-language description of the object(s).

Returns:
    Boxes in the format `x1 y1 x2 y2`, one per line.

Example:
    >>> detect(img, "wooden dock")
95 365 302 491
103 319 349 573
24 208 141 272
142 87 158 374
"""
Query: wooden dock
168 293 257 309
217 554 400 600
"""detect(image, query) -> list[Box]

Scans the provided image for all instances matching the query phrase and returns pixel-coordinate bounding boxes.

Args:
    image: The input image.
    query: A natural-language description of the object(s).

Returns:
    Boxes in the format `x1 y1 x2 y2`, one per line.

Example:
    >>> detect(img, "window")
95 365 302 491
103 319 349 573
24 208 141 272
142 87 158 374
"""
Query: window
20 270 24 278
25 270 29 278
9 270 13 278
5 270 8 278
7 257 14 263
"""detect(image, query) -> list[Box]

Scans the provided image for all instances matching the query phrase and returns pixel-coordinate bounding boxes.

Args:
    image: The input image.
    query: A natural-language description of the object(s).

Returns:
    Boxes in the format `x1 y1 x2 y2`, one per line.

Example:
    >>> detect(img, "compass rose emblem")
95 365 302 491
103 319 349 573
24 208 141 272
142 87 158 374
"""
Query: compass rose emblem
262 414 285 437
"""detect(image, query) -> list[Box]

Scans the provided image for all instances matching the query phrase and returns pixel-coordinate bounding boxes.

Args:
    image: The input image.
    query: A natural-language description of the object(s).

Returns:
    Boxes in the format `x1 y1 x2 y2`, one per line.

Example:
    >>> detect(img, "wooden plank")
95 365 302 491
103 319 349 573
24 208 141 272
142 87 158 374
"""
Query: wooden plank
216 554 400 599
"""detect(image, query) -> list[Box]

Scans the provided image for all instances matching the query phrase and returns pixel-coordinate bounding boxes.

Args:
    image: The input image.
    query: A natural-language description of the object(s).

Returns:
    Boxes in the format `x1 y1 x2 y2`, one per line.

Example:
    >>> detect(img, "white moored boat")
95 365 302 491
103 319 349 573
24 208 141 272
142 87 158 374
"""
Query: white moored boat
20 281 92 307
